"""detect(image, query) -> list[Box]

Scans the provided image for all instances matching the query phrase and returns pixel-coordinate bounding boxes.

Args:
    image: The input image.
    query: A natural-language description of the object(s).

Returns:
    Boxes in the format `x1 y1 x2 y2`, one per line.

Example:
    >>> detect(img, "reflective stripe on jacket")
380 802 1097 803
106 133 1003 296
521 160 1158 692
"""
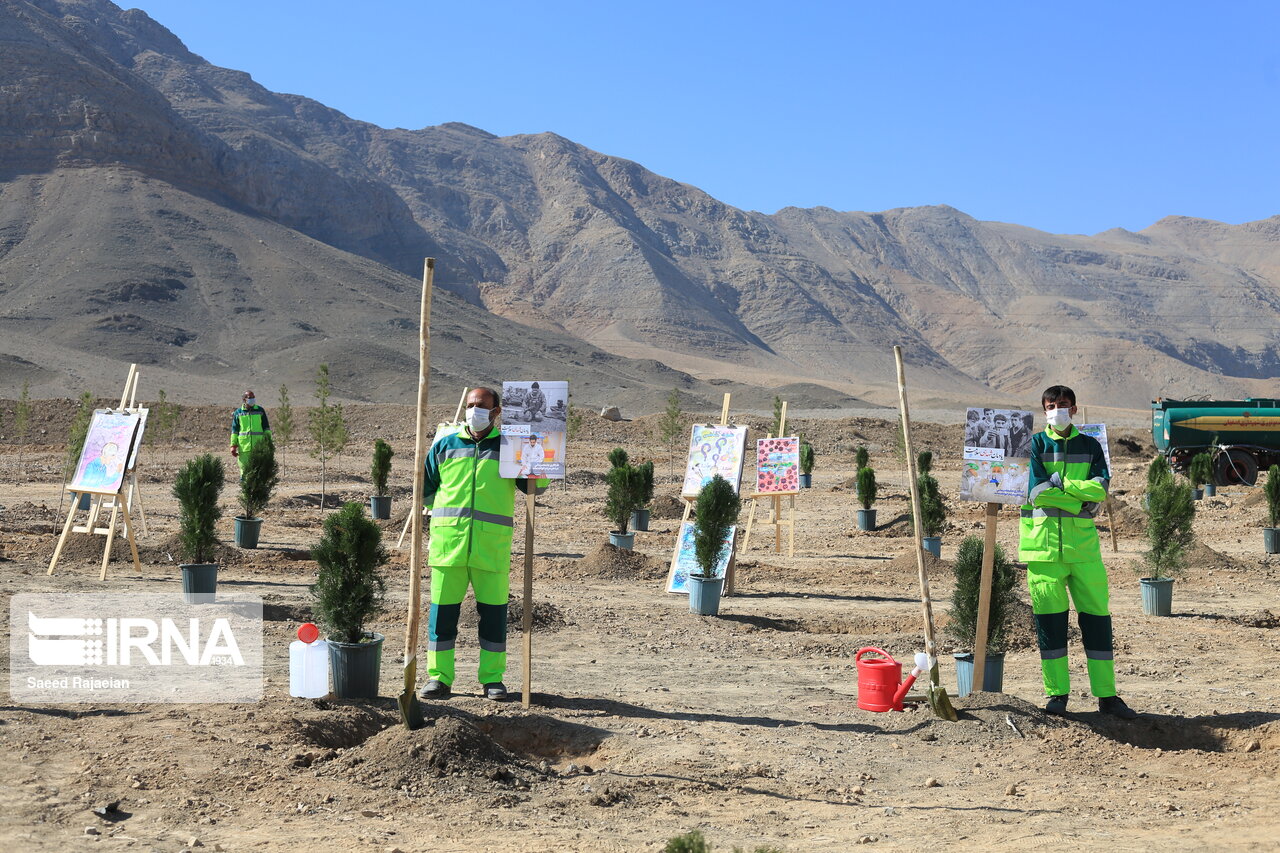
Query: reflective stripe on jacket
1018 425 1110 563
230 406 272 452
423 425 548 572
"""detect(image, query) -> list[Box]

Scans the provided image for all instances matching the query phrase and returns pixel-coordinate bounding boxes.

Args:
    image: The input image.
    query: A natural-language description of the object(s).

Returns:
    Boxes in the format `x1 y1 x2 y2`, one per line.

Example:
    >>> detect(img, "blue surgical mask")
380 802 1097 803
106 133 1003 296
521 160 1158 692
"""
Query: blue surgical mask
245 398 255 407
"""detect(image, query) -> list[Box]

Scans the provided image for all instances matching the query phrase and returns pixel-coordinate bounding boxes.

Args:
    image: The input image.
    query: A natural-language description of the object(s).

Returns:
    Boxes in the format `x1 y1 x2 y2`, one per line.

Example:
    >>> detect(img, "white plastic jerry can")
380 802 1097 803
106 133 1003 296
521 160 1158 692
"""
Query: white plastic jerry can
289 623 330 698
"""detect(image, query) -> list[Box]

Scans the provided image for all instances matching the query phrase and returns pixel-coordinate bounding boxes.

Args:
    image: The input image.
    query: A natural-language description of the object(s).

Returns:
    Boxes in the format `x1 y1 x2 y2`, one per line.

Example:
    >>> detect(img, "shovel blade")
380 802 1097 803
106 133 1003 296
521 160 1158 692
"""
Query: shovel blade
927 684 958 722
398 656 425 730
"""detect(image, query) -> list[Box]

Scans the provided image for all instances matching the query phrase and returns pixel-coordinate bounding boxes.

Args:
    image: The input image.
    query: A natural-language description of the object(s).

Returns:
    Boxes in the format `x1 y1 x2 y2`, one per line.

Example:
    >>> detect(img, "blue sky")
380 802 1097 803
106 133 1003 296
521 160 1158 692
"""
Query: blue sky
127 0 1280 235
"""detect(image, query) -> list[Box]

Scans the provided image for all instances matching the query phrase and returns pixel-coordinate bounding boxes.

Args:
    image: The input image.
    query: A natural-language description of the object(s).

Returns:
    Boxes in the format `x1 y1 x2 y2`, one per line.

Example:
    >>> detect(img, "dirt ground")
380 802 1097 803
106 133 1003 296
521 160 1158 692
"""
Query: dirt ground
1 404 1278 852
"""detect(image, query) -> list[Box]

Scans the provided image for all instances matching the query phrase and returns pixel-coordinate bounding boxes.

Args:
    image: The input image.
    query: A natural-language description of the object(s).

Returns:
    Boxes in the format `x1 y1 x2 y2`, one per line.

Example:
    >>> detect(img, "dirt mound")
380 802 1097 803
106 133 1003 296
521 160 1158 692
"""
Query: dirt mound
648 493 686 520
505 597 569 630
282 492 361 509
1103 498 1147 537
574 544 667 580
1185 542 1250 573
334 713 525 790
886 549 952 579
1235 609 1280 628
566 469 608 486
1241 488 1266 508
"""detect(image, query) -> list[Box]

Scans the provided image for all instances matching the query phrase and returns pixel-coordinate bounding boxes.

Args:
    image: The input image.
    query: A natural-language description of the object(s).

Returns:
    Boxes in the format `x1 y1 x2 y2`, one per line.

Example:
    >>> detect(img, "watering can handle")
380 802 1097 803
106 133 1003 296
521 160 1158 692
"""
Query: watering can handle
856 647 899 666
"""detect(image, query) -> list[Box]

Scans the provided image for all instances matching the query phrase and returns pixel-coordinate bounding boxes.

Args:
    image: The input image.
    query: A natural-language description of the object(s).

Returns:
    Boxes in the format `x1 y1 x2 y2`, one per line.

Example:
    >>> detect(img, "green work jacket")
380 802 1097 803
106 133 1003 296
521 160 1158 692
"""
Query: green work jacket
423 425 548 572
230 405 272 453
1019 425 1110 563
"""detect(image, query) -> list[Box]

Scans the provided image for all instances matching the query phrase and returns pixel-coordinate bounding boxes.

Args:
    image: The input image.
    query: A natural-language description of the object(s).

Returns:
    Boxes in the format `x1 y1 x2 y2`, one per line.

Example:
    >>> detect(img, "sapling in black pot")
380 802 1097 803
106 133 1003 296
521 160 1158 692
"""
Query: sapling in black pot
311 501 389 698
689 475 741 615
631 460 656 532
369 438 394 519
945 535 1016 695
1141 465 1195 616
1265 465 1280 555
799 442 816 488
856 466 878 530
235 440 278 548
173 453 225 602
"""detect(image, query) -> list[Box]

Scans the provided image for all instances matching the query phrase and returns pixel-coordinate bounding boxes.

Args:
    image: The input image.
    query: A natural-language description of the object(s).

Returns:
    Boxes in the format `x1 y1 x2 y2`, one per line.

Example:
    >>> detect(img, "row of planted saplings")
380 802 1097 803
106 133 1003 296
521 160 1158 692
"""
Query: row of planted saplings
173 449 391 698
850 447 948 553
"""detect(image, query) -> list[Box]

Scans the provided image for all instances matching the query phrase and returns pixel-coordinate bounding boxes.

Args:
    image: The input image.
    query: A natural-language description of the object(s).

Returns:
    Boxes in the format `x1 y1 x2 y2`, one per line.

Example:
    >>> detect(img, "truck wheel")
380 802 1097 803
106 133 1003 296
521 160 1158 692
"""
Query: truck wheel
1214 449 1258 486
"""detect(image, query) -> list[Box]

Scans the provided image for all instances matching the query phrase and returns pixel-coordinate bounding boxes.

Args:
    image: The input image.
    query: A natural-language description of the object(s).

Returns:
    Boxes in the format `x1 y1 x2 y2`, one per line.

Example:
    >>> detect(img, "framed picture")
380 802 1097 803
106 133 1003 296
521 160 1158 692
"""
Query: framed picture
959 407 1035 504
666 521 735 594
756 436 800 494
682 425 748 498
500 380 568 479
69 411 142 495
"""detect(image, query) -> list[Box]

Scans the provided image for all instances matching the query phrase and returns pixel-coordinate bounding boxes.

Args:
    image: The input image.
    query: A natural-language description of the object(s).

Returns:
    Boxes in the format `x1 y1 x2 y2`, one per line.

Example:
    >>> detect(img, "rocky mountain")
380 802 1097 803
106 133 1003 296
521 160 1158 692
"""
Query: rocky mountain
2 0 1278 411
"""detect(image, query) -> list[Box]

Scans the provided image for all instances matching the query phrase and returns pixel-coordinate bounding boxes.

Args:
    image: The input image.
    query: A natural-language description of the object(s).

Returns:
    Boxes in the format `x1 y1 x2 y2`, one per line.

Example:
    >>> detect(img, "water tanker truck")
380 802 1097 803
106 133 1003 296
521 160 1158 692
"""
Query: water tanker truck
1151 397 1280 486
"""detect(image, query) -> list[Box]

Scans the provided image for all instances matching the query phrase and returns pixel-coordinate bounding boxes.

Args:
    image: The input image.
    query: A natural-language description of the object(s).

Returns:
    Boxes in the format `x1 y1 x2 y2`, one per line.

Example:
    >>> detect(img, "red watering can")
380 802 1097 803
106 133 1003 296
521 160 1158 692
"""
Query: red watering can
856 647 928 712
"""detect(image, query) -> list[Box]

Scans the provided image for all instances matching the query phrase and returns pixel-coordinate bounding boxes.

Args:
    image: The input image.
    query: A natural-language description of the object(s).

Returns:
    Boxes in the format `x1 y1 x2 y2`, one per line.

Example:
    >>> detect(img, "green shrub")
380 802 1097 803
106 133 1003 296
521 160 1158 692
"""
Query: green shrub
1146 455 1172 494
917 450 933 475
607 447 629 469
799 442 815 475
1188 452 1213 489
1144 471 1195 580
856 467 877 511
637 460 655 507
238 440 279 519
311 502 388 643
1266 465 1280 529
371 439 393 496
946 535 1017 653
605 464 645 534
693 475 740 578
64 391 94 481
173 454 225 564
918 473 946 538
855 445 869 471
664 831 712 853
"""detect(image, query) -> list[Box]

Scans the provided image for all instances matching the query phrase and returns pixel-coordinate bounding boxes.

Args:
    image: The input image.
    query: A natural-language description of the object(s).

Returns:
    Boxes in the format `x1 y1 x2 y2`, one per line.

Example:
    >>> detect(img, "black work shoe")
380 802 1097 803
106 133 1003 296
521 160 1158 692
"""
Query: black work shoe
1045 694 1069 715
1098 695 1138 719
483 682 508 702
421 679 451 700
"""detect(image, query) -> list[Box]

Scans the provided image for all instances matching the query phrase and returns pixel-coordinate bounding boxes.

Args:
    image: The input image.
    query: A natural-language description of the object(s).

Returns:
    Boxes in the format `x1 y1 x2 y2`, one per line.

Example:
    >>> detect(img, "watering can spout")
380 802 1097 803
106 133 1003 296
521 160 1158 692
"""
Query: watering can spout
891 669 919 710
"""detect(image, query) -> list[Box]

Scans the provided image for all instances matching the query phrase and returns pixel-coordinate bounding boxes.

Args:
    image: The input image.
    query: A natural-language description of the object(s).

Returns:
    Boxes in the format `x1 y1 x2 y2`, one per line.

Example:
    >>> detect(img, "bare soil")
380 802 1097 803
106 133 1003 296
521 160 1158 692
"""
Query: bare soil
1 406 1277 851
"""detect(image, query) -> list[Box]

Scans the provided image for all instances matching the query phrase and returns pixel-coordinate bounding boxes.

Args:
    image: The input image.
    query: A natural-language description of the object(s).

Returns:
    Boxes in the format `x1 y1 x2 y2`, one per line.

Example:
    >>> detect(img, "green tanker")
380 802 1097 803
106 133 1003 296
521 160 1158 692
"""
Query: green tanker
1151 397 1280 486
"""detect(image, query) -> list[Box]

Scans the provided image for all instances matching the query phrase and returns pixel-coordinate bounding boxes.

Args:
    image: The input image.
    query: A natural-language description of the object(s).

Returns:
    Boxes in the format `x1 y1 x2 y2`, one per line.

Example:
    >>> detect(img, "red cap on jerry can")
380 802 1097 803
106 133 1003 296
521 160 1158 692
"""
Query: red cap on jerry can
297 623 320 644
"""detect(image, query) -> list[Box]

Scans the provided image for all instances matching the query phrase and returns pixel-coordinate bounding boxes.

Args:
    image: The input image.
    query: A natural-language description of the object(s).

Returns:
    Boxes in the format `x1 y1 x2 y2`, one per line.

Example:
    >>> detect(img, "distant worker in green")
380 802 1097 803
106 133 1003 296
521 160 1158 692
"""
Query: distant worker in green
1021 385 1138 719
229 390 272 477
419 387 547 701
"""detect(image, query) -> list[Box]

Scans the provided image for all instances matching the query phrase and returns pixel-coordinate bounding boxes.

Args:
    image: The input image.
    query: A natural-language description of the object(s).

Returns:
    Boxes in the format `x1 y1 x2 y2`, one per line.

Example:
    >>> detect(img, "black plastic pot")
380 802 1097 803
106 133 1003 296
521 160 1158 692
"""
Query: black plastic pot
328 632 385 699
180 563 218 604
799 473 812 489
1265 528 1280 555
369 496 391 520
630 508 650 532
234 516 262 548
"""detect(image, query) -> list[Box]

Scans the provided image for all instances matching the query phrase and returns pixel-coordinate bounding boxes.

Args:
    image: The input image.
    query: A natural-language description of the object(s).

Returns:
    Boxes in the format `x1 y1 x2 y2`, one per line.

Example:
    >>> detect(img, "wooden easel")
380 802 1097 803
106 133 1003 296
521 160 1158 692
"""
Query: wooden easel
741 401 797 558
49 364 144 580
671 393 741 595
396 387 470 549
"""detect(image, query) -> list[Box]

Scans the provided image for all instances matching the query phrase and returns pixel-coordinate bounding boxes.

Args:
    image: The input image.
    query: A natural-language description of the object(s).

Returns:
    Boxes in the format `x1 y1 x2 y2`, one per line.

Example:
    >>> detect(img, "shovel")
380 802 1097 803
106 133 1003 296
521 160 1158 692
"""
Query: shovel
894 345 958 722
399 258 434 730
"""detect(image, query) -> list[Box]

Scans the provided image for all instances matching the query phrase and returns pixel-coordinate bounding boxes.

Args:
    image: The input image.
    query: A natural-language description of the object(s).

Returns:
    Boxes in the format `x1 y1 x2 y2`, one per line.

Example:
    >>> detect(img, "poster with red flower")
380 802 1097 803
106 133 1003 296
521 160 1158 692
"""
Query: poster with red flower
756 436 800 494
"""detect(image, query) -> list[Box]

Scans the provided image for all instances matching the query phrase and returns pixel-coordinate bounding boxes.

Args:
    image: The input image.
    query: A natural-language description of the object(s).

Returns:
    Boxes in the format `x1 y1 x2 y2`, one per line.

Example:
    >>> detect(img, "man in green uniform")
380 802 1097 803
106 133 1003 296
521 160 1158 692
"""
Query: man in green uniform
1020 385 1138 719
420 387 547 701
229 390 271 478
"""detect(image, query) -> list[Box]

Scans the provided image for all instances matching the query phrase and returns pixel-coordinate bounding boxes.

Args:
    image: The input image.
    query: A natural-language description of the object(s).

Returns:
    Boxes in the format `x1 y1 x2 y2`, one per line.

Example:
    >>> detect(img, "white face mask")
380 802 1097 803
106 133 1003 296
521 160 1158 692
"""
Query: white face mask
244 398 255 408
465 406 491 432
1046 407 1072 429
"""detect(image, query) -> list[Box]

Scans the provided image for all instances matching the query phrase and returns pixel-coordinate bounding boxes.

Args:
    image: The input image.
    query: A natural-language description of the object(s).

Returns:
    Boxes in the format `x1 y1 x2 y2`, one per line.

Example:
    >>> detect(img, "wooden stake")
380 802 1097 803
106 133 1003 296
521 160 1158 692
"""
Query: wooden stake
402 258 434 716
522 490 535 709
719 393 731 428
1105 495 1119 553
973 501 1000 686
778 401 788 437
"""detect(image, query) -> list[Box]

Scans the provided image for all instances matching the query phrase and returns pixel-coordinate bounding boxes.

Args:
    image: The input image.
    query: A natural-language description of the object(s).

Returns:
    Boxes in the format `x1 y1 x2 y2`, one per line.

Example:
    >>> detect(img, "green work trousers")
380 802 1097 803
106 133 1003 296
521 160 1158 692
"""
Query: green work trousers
427 564 509 686
1026 559 1116 698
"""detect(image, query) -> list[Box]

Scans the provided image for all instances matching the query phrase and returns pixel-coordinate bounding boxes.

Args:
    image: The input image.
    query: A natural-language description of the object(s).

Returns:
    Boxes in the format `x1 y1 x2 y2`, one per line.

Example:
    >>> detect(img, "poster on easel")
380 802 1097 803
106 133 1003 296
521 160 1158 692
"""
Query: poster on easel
666 521 736 594
682 425 748 497
1077 423 1112 470
756 436 800 494
69 411 142 495
500 380 567 479
959 407 1034 504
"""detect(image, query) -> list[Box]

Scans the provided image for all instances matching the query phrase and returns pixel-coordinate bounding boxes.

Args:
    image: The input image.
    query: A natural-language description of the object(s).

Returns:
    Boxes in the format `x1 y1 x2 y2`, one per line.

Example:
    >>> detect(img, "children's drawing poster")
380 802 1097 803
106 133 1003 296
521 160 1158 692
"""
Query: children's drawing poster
500 380 567 479
125 407 149 472
666 521 736 594
682 425 748 497
960 407 1034 504
1077 423 1112 471
69 411 141 494
756 436 800 494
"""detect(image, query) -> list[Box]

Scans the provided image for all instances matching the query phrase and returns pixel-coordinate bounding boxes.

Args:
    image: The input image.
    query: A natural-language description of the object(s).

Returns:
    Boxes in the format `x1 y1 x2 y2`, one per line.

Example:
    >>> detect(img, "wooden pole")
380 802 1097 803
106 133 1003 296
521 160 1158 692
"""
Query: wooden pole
778 401 788 437
972 501 1000 686
719 393 731 427
403 258 434 708
1105 496 1119 553
893 346 941 683
522 490 535 709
